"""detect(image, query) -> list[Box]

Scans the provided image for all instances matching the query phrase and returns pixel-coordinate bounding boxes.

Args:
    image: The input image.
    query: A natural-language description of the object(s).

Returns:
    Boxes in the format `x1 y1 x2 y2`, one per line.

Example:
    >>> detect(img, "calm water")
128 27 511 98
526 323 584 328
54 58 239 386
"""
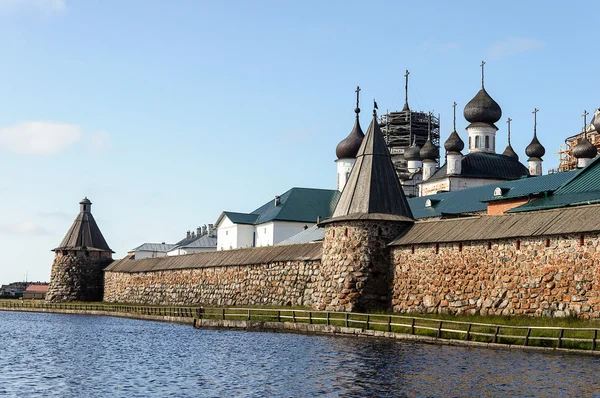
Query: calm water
1 311 600 397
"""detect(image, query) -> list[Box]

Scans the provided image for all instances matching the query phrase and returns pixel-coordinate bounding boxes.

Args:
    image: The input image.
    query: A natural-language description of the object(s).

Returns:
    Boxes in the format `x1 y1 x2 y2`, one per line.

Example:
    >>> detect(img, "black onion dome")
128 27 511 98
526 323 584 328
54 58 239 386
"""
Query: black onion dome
525 134 545 159
444 130 464 153
463 88 502 124
80 197 92 205
502 144 519 160
336 118 365 159
404 140 421 161
573 136 598 160
593 109 600 132
420 138 439 160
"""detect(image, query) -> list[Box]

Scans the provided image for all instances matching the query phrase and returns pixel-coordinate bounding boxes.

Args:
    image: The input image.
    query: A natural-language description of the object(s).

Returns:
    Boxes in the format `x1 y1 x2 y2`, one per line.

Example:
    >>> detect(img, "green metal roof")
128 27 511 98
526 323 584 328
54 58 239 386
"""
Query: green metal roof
509 156 600 213
222 211 259 225
219 188 340 226
408 170 577 219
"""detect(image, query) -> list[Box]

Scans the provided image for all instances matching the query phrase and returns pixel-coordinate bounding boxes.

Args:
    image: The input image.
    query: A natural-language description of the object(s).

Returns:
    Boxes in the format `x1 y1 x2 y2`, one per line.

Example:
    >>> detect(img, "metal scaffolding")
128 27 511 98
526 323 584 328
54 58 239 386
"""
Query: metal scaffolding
557 127 600 172
380 109 440 177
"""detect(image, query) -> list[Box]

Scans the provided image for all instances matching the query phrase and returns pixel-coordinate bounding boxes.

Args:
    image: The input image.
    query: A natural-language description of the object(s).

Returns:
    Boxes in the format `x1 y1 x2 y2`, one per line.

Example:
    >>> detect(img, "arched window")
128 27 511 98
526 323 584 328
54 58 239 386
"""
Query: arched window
475 136 480 148
485 136 490 149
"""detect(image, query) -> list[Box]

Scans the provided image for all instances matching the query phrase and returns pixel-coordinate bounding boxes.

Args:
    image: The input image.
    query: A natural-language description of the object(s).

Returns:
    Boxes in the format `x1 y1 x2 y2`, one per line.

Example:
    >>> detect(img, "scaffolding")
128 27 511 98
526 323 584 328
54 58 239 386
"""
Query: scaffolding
380 109 441 177
557 126 600 172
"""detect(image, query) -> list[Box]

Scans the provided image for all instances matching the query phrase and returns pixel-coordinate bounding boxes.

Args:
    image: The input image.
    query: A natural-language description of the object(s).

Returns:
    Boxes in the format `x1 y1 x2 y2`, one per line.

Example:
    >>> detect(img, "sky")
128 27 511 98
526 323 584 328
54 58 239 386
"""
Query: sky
0 0 598 284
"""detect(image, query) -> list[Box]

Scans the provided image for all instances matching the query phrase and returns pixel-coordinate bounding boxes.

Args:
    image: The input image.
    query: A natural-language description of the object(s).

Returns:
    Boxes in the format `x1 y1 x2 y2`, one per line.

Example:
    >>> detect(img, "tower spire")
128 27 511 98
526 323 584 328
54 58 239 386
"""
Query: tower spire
533 108 539 137
355 86 361 119
402 69 410 111
480 60 486 88
507 117 512 145
452 101 457 131
583 109 589 138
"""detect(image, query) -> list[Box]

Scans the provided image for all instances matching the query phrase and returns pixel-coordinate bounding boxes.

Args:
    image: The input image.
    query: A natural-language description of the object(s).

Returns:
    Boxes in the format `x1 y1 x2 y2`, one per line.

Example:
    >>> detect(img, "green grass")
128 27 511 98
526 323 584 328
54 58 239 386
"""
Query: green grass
3 300 598 351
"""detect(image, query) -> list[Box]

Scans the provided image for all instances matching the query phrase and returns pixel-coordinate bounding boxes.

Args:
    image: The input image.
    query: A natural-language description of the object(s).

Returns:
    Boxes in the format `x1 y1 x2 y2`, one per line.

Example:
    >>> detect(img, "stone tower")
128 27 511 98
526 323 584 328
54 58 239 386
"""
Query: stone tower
315 108 414 312
46 197 113 302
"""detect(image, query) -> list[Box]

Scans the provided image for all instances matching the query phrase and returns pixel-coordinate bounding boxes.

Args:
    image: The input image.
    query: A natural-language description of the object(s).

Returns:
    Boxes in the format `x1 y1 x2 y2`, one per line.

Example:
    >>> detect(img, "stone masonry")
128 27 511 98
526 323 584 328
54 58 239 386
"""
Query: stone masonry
314 221 410 312
391 233 600 319
46 251 113 302
104 260 320 306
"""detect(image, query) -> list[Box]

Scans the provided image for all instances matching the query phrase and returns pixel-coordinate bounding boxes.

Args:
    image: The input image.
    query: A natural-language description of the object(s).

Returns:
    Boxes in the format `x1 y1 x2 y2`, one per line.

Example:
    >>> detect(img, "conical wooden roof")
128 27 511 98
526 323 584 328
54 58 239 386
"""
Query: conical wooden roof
53 198 113 252
326 112 414 223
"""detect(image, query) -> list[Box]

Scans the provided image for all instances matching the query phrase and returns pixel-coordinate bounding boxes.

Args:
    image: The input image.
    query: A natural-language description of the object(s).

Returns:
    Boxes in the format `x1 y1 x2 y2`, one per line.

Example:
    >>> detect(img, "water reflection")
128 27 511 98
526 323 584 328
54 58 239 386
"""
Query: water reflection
1 311 600 397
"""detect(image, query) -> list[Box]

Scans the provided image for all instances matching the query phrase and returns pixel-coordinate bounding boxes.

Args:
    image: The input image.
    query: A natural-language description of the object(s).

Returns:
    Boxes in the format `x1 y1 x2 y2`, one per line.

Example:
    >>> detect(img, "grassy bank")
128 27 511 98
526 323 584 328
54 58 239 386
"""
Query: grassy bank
3 300 600 351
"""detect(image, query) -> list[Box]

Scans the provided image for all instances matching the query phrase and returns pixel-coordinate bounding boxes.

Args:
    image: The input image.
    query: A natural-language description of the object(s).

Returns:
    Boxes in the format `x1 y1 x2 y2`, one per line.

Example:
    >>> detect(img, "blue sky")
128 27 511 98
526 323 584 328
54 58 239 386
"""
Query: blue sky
0 0 597 284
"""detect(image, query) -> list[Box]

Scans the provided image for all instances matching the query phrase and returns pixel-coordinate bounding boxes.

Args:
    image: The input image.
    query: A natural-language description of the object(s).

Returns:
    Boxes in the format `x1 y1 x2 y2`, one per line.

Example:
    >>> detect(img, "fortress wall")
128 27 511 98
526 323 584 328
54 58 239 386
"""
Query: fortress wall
104 260 320 307
391 233 600 318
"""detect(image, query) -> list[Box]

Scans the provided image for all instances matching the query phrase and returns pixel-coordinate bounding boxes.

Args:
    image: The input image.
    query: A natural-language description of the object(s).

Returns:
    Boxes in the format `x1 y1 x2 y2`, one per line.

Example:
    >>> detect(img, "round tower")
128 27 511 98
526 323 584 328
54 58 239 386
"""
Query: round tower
445 102 464 175
464 61 501 154
316 107 414 312
525 108 545 176
335 86 365 191
46 197 114 302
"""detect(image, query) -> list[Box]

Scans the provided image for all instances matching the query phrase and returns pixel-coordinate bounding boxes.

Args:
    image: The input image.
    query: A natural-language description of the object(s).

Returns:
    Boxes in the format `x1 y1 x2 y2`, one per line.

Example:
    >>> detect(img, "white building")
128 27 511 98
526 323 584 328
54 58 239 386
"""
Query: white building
167 233 217 256
215 187 340 250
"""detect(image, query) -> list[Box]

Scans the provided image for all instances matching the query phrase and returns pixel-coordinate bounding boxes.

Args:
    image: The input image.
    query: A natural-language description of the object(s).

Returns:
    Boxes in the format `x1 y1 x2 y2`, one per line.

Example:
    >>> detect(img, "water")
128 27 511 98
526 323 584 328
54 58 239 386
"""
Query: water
1 311 600 397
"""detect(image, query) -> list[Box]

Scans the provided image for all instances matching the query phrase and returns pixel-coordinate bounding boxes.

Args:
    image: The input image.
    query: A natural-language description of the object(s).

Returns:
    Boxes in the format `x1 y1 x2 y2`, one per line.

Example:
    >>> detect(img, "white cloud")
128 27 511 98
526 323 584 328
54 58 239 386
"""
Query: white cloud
0 221 51 236
488 37 545 59
0 0 67 12
0 121 82 155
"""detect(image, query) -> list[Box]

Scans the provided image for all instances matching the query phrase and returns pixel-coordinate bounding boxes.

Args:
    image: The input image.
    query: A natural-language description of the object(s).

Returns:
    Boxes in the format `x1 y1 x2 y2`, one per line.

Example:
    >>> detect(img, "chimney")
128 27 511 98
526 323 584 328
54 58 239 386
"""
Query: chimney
186 230 191 239
197 226 202 236
303 225 308 230
274 195 281 206
191 231 196 239
202 225 207 235
317 216 321 223
208 224 214 236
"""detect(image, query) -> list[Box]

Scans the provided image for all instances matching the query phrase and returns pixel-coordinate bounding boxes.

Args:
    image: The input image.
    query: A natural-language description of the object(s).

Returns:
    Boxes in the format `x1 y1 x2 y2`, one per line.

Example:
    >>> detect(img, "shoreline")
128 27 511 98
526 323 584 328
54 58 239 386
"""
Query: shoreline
0 306 194 325
3 305 600 357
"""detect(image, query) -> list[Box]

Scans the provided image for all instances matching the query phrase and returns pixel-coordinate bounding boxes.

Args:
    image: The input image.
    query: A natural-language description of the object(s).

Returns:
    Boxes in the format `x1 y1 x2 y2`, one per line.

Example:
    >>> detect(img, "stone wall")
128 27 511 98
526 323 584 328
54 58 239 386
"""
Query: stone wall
104 260 320 306
313 221 409 312
46 251 113 302
391 233 600 318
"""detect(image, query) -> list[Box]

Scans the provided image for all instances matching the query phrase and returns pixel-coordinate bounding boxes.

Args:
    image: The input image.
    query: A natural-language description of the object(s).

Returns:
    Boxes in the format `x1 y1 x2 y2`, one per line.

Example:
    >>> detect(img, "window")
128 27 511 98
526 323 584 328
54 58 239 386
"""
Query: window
264 228 267 233
545 239 550 248
475 136 480 148
515 240 521 250
225 231 228 236
485 136 490 149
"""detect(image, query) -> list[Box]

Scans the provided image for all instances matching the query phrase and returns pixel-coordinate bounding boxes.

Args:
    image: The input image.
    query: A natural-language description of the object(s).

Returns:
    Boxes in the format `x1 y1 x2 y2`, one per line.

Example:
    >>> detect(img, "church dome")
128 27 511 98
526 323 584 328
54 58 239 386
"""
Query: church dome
404 138 421 161
336 116 364 159
502 144 519 160
444 130 464 153
525 134 545 159
463 88 502 124
420 137 439 160
593 109 600 133
572 136 597 160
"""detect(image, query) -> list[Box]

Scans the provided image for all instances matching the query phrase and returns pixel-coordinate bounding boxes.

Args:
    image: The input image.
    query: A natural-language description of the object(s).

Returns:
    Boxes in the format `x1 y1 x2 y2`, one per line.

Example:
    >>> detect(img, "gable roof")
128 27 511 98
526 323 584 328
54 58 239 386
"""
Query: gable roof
216 188 340 227
428 152 529 182
510 155 600 213
130 243 176 253
175 234 217 249
276 225 325 245
408 170 578 219
54 211 113 252
390 203 600 246
326 112 413 223
106 243 322 273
